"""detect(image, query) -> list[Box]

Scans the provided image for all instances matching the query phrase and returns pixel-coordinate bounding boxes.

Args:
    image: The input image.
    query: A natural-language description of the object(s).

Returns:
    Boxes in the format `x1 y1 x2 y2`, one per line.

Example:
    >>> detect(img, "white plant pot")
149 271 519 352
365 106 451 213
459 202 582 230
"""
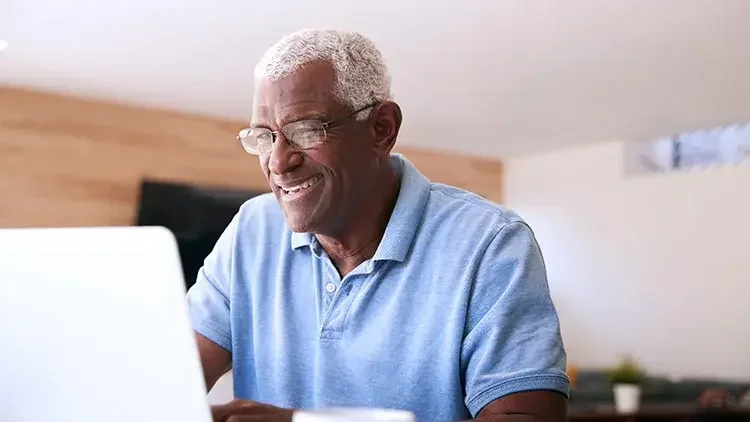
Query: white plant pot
613 383 641 414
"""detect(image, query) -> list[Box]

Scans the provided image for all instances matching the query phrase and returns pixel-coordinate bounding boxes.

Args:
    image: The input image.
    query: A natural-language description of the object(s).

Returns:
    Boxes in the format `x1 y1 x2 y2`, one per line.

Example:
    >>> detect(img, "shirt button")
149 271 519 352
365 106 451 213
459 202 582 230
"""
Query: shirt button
325 282 336 293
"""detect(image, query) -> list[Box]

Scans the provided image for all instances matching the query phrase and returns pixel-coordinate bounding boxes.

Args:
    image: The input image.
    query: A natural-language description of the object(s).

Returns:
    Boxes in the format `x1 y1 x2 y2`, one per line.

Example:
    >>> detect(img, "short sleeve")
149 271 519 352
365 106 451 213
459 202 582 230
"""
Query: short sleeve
462 221 569 417
185 215 239 353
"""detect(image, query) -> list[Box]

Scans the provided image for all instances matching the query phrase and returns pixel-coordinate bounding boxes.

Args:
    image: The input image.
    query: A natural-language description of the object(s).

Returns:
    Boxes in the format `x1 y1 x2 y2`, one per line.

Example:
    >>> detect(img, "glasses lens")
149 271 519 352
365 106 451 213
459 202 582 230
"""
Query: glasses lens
284 120 326 149
239 128 273 154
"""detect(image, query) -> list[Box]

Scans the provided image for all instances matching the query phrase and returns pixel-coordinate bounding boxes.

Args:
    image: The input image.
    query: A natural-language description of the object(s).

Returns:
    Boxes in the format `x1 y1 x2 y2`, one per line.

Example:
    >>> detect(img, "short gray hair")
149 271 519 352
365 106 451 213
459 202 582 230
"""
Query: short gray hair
254 28 393 120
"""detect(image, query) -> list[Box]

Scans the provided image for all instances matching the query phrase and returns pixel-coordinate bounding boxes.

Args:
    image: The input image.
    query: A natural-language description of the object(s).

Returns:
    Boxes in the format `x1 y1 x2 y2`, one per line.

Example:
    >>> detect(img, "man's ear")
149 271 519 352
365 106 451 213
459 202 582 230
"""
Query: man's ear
370 101 402 157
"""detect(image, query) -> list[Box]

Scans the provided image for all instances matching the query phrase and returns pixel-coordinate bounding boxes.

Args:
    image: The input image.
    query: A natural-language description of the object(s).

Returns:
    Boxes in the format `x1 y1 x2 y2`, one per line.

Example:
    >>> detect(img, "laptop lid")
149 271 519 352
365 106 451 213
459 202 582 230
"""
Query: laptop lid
0 226 211 422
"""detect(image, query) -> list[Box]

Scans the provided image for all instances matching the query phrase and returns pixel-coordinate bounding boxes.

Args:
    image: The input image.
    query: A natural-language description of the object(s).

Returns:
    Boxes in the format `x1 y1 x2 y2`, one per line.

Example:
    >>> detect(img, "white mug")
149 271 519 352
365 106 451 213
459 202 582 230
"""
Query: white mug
292 407 416 422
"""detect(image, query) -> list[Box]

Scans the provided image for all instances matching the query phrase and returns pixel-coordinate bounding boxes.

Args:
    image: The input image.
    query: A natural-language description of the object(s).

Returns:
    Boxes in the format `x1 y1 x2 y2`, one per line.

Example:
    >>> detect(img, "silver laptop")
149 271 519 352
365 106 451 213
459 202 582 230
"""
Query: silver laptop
0 226 212 422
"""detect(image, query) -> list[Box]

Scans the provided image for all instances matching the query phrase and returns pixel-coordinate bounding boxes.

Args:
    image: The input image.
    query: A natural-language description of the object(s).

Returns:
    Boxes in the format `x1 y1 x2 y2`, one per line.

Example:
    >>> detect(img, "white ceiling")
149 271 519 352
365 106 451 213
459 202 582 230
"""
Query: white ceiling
2 0 750 158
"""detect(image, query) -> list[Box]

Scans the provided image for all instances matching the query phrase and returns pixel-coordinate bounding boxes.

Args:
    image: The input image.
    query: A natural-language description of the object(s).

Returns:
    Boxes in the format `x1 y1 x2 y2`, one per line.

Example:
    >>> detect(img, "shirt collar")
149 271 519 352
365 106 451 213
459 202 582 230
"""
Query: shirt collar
290 153 431 263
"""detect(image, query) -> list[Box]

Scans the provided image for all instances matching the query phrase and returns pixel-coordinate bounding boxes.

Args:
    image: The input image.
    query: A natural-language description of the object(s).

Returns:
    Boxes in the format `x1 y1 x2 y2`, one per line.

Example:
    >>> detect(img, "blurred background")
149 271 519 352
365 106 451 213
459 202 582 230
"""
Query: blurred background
2 0 749 414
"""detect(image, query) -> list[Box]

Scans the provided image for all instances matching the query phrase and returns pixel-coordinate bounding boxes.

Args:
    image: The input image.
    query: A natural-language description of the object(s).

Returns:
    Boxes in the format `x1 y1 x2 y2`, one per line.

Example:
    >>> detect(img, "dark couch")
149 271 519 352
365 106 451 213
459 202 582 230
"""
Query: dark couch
570 369 750 412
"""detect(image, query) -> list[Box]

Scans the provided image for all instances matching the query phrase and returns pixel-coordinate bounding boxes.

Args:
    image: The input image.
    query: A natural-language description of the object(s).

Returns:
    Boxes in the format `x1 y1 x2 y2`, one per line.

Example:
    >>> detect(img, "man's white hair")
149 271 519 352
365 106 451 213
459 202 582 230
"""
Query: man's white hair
254 28 392 120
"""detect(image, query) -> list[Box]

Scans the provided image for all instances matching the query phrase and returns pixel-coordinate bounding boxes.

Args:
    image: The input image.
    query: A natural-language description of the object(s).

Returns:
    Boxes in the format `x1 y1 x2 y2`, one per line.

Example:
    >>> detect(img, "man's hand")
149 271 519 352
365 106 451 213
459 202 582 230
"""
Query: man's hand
211 399 295 422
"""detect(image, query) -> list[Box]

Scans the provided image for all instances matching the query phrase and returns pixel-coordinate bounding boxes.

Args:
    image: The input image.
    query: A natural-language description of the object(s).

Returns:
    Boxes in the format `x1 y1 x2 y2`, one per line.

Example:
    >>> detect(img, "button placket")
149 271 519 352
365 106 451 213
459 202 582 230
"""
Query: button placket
320 275 362 339
318 259 378 339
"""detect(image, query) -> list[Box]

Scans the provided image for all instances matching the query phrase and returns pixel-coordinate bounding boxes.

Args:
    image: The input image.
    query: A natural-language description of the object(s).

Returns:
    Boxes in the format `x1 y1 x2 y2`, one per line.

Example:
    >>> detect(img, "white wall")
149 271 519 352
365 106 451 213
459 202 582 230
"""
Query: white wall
504 141 750 381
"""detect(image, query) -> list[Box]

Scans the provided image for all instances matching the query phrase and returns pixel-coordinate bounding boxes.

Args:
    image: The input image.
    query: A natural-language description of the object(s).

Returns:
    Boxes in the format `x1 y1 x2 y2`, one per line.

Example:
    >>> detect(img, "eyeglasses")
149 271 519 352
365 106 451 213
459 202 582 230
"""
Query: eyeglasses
238 103 378 155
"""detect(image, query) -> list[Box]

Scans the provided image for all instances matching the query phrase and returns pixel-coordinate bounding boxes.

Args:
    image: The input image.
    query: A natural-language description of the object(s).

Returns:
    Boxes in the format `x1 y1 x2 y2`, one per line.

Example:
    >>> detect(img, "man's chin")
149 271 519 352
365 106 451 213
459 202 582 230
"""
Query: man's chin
286 223 314 233
283 211 320 234
280 194 330 233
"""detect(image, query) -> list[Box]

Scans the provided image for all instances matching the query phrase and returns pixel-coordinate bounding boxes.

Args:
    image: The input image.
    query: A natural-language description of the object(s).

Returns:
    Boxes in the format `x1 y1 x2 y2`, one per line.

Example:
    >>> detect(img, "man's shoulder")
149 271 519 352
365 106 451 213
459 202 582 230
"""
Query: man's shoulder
424 183 525 232
238 191 281 213
414 184 536 270
232 192 287 236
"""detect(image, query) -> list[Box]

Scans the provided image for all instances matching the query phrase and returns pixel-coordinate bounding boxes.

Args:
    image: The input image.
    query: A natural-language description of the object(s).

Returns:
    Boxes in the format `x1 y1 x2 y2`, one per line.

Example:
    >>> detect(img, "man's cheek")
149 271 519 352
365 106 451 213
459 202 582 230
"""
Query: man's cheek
258 156 270 173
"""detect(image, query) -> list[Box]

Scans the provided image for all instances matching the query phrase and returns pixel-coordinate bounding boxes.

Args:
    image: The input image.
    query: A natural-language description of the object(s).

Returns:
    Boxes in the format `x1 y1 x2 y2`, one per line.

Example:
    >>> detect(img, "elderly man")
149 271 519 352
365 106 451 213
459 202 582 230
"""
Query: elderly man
187 28 569 422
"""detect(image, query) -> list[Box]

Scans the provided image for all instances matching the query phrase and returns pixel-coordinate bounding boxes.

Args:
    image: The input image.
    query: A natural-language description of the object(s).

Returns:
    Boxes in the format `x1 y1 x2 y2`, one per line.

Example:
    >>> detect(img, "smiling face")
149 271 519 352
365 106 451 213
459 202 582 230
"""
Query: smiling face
253 61 381 234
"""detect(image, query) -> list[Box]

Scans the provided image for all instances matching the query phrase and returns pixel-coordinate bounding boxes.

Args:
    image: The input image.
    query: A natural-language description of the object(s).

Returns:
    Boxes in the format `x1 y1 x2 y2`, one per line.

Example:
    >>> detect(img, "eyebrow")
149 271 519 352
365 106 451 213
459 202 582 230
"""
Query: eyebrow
251 112 331 129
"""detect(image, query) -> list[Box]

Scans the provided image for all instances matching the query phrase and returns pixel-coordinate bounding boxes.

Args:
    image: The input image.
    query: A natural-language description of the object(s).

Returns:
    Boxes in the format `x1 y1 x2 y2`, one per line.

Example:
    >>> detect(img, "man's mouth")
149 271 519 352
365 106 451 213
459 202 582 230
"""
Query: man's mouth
278 175 323 198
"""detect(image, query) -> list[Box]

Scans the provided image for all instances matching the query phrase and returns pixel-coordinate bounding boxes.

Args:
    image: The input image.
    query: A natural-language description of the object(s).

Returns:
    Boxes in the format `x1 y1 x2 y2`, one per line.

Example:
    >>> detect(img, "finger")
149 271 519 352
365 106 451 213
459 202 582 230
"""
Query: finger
211 404 234 422
228 415 292 422
227 416 277 422
229 401 279 414
211 400 281 420
211 401 262 421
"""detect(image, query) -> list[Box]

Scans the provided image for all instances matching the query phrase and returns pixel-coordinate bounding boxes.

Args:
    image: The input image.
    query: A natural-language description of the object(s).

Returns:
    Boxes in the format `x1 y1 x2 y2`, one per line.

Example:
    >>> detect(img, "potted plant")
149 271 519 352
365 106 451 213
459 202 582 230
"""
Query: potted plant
607 356 646 414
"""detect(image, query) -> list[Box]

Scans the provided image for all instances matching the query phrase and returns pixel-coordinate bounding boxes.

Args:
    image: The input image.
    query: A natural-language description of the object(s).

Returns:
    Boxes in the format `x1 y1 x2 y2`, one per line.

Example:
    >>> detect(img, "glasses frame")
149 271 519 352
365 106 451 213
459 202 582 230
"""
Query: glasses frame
238 102 378 155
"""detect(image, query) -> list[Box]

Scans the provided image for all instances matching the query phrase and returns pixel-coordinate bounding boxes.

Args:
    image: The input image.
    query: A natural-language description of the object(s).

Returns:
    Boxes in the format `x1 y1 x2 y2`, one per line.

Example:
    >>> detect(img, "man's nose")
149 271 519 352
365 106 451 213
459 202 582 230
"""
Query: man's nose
268 134 303 175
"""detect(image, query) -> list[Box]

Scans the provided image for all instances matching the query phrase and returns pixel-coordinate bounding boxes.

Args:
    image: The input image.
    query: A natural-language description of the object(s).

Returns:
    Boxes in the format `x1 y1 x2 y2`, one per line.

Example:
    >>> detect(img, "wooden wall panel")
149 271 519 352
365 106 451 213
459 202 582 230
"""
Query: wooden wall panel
0 87 502 228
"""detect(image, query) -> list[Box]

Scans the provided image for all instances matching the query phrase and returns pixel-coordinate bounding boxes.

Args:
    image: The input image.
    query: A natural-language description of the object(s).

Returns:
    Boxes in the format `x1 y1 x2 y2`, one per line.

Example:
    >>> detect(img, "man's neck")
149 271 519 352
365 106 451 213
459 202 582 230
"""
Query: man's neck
316 167 400 277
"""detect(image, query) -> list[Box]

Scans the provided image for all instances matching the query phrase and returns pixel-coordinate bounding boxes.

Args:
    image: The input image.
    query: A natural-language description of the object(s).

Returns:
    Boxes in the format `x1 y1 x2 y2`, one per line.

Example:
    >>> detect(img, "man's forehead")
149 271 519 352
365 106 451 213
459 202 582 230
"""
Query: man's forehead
252 90 331 123
251 65 342 125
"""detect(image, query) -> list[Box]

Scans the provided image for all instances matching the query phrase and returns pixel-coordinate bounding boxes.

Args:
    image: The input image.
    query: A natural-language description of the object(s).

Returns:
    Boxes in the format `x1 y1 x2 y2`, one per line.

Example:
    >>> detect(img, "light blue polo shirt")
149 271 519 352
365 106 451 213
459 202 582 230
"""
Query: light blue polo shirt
187 154 569 421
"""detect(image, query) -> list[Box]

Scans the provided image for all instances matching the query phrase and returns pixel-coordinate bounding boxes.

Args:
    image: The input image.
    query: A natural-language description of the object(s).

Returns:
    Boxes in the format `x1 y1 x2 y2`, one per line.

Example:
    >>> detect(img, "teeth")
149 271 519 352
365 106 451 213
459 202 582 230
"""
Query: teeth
283 175 322 193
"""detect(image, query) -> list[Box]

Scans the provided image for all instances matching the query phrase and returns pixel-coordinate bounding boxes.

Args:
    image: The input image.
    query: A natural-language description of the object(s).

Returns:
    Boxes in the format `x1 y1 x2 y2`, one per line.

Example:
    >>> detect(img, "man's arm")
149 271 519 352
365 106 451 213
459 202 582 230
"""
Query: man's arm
461 221 569 421
186 215 239 390
472 391 567 422
196 333 232 391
